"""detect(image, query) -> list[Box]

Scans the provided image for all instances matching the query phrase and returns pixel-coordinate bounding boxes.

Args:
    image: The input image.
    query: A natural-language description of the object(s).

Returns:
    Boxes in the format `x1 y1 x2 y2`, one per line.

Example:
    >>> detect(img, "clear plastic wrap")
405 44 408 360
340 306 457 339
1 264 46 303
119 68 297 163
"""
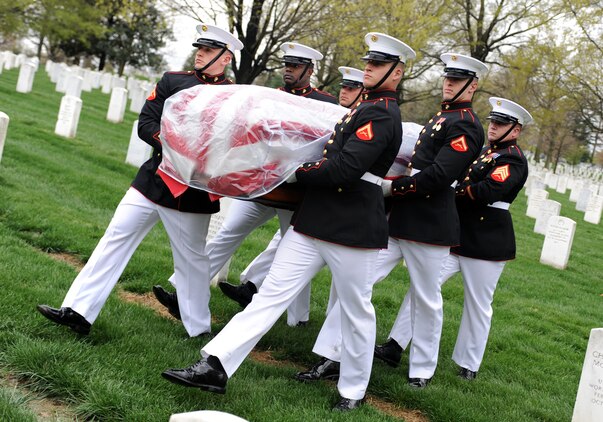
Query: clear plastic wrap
157 84 422 199
386 121 423 178
158 84 347 199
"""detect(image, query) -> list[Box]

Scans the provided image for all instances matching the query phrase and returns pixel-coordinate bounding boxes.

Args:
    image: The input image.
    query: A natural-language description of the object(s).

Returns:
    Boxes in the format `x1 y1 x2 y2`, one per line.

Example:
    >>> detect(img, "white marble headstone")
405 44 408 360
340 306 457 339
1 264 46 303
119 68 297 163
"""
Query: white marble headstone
100 73 113 94
570 181 584 203
169 410 248 422
576 186 592 212
572 328 603 422
526 188 549 218
0 112 9 164
55 95 83 138
125 120 152 167
534 199 561 235
584 195 602 225
16 63 36 93
556 175 568 194
539 216 576 270
106 87 128 123
65 75 84 98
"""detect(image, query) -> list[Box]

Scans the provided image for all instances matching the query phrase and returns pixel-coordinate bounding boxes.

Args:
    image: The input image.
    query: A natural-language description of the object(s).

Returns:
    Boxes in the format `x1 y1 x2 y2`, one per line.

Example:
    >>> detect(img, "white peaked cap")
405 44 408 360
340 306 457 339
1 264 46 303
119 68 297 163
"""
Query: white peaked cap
280 42 324 63
338 66 364 86
193 24 243 52
363 32 416 63
488 97 533 125
440 53 488 79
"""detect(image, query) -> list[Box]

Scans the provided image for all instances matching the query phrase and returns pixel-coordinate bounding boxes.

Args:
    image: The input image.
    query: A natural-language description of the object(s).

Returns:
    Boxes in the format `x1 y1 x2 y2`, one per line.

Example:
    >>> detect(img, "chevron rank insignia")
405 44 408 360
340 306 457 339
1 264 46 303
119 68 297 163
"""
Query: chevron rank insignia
490 164 510 182
356 121 374 141
147 87 157 101
450 135 468 152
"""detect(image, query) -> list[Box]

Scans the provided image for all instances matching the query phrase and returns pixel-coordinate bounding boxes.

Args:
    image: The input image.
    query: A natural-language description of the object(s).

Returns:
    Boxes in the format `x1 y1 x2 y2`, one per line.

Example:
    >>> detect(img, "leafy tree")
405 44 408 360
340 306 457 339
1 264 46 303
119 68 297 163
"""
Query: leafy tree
442 0 564 63
162 0 332 84
23 0 103 60
91 0 172 74
0 0 31 46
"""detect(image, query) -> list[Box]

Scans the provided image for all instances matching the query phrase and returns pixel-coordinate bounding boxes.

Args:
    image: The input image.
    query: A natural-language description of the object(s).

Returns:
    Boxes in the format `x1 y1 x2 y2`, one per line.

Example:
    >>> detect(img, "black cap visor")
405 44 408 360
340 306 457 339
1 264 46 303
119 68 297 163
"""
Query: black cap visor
442 67 477 79
193 38 229 50
340 80 364 88
282 56 313 65
361 51 400 63
487 112 519 124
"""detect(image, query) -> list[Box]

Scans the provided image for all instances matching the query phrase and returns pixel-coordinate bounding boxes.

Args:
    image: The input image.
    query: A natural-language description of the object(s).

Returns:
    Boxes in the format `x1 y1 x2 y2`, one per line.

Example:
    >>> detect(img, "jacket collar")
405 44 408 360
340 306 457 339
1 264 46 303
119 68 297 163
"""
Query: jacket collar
440 101 472 111
361 89 398 102
196 71 227 84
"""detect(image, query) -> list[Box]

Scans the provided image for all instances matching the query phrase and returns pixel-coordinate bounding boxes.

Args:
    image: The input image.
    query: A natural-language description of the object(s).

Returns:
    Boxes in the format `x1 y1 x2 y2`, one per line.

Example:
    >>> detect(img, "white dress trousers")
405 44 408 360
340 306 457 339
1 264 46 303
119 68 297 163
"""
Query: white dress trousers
389 254 506 372
239 228 312 325
398 239 450 379
61 188 212 337
202 229 379 400
168 199 310 326
312 237 402 361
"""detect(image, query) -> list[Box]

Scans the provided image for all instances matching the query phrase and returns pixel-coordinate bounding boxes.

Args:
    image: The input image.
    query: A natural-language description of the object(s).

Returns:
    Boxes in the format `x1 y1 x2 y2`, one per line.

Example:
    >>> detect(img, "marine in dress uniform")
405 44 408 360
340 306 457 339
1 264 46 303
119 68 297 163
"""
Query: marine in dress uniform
219 65 363 321
383 97 532 380
161 32 413 412
36 24 243 338
159 42 337 328
374 53 489 388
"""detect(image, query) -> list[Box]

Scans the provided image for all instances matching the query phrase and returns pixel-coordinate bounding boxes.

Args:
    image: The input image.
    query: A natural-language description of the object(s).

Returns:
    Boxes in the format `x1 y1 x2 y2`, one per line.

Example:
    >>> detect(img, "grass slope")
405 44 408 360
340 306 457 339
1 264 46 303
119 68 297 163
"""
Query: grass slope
0 67 601 421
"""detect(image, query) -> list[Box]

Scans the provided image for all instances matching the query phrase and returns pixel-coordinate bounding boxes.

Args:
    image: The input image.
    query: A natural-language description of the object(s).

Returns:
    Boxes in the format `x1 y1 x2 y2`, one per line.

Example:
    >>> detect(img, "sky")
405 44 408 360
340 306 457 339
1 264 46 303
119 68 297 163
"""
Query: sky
161 14 201 71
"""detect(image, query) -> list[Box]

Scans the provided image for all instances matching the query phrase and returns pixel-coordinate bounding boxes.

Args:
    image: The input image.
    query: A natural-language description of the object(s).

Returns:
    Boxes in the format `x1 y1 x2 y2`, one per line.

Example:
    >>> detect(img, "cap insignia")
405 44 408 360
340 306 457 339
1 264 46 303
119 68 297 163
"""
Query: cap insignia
451 55 457 61
496 100 502 106
371 35 378 42
201 25 208 32
345 69 350 74
289 44 295 49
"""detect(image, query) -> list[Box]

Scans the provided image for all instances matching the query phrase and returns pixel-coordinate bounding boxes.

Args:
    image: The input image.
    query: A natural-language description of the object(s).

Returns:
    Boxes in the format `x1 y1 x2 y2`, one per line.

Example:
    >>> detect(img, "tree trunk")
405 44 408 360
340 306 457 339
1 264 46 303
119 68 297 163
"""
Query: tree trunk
36 35 45 59
98 52 107 71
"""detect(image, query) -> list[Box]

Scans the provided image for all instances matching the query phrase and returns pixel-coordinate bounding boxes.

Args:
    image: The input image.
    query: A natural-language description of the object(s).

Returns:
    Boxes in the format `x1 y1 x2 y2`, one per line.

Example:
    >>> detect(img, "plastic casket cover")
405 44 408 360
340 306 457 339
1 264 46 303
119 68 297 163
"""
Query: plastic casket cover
158 84 347 199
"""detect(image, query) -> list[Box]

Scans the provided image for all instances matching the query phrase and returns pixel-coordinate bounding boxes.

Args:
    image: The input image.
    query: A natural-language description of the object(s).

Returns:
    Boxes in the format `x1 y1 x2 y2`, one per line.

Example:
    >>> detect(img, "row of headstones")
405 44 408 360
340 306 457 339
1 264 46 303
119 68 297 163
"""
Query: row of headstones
526 153 603 184
524 171 602 271
1 50 155 139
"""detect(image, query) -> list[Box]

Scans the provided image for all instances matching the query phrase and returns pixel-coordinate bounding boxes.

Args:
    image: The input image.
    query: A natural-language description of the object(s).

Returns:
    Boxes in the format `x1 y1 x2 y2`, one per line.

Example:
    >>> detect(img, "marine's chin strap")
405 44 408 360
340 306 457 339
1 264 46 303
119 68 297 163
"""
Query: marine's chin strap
348 89 364 107
367 61 398 91
196 46 228 75
284 62 312 88
447 77 475 103
491 122 518 144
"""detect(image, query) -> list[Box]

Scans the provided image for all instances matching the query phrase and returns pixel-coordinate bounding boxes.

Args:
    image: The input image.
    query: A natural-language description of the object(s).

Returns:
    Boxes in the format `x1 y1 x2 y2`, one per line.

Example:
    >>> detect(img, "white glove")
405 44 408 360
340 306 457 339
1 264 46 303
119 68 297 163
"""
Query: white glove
382 179 392 197
285 171 297 184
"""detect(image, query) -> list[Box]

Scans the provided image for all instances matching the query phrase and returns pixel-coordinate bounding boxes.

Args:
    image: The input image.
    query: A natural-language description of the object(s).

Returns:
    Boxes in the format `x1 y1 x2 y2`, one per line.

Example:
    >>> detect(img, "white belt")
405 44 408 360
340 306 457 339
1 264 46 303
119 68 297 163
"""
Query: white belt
410 168 457 188
488 201 511 210
360 172 383 186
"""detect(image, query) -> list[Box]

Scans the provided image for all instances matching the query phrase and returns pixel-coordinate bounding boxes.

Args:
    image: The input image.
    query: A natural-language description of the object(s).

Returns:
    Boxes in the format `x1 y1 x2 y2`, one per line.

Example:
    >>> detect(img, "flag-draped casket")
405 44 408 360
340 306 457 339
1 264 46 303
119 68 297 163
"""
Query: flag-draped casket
157 84 421 205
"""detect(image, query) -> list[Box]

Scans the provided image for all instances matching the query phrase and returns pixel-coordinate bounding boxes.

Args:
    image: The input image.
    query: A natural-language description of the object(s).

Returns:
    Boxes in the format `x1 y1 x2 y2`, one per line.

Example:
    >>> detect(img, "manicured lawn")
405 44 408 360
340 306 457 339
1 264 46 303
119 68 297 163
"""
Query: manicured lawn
0 66 600 421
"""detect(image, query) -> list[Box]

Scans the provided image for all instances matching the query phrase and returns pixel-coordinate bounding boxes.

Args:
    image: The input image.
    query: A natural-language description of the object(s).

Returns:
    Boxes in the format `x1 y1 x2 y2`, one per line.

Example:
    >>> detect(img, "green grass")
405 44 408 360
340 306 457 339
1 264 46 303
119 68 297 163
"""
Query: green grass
0 67 601 421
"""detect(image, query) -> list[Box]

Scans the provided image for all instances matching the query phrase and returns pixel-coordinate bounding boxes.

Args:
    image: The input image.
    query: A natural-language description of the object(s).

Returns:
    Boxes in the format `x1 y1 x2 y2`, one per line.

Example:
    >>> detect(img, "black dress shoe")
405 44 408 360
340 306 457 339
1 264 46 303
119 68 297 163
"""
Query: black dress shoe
36 305 91 335
217 281 257 308
458 367 477 380
408 377 431 389
333 396 364 411
152 285 181 320
295 320 309 327
374 338 403 367
294 357 340 382
162 356 227 394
